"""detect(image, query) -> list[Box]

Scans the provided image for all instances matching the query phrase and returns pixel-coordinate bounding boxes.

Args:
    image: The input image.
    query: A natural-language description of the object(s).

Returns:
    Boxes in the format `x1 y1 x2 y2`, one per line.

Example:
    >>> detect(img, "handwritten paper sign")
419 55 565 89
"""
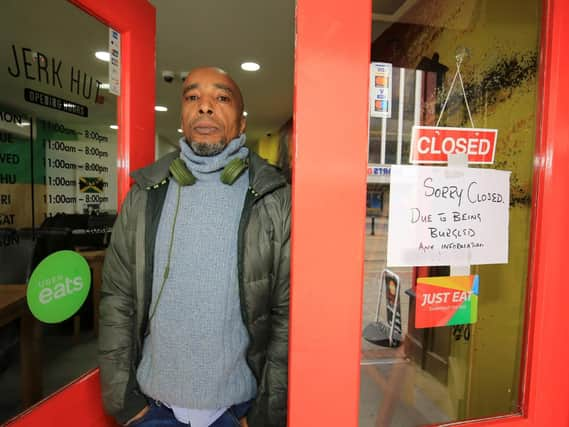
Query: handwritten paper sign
387 165 510 266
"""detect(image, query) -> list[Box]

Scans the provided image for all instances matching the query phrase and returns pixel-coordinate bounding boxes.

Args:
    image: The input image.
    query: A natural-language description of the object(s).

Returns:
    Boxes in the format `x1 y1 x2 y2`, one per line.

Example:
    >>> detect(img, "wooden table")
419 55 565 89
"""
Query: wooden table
0 284 42 407
75 249 106 336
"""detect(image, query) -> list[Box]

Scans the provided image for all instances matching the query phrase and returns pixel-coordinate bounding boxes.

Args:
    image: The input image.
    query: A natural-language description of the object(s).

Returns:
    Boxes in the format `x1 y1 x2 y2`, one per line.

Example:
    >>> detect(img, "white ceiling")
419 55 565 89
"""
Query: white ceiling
149 0 411 146
0 0 416 148
149 0 296 146
0 0 116 131
0 0 296 147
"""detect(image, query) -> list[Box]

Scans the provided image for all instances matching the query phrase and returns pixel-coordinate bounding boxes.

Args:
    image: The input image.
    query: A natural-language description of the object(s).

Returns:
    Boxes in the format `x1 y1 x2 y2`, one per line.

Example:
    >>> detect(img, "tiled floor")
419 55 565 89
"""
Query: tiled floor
359 216 452 426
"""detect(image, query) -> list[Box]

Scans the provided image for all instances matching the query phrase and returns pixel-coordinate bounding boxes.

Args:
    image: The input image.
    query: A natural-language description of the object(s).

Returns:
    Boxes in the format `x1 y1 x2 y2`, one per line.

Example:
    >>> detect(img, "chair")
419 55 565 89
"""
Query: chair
0 228 35 284
0 228 36 375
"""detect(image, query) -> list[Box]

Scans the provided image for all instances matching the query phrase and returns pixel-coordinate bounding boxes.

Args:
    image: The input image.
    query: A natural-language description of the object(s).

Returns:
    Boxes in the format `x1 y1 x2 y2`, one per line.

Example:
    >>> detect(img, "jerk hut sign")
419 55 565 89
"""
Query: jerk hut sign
7 44 104 103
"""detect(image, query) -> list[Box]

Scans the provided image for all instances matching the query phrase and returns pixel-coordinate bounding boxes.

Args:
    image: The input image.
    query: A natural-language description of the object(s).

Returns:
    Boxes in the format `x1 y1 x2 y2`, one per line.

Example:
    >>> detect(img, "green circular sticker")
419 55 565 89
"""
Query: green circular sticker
27 250 91 323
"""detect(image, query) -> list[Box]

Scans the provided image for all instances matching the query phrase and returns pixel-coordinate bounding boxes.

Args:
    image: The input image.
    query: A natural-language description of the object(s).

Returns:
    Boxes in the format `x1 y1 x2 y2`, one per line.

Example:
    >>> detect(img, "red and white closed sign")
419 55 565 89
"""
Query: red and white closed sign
409 126 498 164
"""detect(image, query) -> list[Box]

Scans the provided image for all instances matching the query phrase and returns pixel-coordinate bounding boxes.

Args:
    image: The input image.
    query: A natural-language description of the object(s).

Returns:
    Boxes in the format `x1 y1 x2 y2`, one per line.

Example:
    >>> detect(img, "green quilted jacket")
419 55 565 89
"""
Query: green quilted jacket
98 150 290 426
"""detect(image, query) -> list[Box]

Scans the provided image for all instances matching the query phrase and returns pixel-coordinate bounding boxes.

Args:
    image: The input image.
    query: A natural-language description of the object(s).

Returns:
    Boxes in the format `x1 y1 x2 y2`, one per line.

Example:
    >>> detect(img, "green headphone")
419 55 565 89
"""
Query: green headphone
169 157 248 186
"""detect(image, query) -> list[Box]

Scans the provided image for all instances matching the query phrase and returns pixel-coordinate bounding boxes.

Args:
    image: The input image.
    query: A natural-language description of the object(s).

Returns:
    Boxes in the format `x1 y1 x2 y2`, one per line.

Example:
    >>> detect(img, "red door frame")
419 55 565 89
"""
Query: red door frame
69 0 156 205
5 0 155 425
6 0 569 426
289 0 569 426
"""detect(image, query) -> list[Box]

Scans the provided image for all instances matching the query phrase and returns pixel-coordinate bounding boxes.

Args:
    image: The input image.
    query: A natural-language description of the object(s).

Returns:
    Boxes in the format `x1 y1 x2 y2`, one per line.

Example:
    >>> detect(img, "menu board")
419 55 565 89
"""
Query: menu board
0 110 35 230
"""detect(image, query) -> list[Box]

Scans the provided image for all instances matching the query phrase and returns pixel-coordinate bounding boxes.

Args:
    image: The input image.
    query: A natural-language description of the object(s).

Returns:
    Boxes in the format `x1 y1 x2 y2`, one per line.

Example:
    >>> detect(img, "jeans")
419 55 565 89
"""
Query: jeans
128 400 252 427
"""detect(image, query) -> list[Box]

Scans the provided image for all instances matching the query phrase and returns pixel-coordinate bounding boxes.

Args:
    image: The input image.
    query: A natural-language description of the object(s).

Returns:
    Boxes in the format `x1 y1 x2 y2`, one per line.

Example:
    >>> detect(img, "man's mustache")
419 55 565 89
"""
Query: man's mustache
190 117 223 127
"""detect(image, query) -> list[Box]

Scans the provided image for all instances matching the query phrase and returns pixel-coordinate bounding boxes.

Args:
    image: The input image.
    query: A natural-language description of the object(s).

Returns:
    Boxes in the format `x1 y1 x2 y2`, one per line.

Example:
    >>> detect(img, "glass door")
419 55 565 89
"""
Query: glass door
0 0 154 423
289 0 569 426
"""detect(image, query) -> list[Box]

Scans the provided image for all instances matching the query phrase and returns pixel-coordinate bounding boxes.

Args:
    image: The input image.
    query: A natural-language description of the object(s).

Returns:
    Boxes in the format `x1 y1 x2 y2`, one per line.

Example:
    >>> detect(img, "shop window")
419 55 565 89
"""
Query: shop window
0 0 118 421
361 0 541 425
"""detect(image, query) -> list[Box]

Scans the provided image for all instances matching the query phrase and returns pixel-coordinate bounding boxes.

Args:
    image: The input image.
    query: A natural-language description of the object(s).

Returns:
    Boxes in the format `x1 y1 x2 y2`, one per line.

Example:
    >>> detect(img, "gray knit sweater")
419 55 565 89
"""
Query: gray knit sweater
136 135 257 410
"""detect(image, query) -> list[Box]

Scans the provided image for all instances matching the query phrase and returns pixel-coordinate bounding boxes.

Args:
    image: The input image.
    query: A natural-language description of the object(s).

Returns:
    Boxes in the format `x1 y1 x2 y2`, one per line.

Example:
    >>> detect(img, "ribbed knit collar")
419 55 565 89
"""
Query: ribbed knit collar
179 134 248 181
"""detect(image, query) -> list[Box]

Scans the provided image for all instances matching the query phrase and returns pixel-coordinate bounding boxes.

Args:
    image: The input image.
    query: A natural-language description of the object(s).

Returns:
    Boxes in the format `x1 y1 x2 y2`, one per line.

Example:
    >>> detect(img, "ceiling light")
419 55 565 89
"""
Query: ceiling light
99 83 110 90
241 62 260 72
95 51 110 62
177 128 183 133
110 125 118 130
243 111 248 117
155 106 168 112
16 121 30 127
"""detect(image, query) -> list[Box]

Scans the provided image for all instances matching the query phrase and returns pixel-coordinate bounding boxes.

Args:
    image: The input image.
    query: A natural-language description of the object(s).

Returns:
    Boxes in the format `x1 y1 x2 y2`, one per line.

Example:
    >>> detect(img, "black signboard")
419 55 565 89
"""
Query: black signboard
24 88 88 117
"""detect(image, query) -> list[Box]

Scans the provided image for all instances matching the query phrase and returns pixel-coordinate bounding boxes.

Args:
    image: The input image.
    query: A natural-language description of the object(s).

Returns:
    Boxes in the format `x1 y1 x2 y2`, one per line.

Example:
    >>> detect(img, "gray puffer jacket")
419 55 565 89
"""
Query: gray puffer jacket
98 150 290 426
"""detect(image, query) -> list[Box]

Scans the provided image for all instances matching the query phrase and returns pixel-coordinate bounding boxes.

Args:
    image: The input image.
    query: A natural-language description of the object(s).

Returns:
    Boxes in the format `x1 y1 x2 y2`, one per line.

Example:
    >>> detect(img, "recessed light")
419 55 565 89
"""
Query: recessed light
99 82 110 90
95 51 110 62
241 62 260 72
243 111 248 117
110 125 118 130
177 128 183 133
155 106 168 112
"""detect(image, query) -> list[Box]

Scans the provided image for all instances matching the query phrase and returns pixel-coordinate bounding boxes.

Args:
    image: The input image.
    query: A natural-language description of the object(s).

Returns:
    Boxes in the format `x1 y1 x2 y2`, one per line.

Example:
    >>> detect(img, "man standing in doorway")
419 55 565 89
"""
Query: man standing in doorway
99 67 290 427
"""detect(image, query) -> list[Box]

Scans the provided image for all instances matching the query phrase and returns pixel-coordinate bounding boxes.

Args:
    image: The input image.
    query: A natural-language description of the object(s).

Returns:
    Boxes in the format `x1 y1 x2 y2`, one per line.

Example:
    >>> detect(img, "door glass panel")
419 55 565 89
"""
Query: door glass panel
0 0 118 421
360 0 541 425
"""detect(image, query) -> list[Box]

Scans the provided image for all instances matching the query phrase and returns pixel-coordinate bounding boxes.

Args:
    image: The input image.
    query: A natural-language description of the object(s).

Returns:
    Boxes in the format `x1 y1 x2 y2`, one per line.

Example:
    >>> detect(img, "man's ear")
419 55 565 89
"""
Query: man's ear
239 116 247 134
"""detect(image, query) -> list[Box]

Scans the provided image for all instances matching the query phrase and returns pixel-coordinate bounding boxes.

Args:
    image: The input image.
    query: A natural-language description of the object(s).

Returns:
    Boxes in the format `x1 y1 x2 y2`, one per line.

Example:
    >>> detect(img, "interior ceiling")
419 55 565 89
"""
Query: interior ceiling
0 0 116 130
0 0 420 148
149 0 295 145
150 0 410 146
0 0 296 146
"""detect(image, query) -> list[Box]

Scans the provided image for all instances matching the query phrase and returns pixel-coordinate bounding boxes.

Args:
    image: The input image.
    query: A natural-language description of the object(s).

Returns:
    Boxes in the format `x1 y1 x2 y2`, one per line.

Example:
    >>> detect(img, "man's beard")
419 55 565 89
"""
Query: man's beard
189 140 226 156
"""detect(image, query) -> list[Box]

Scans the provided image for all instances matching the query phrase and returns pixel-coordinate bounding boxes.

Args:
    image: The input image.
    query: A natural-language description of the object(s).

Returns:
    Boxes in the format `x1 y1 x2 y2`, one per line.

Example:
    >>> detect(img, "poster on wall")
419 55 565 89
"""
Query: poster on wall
369 62 392 118
386 165 510 266
415 275 478 328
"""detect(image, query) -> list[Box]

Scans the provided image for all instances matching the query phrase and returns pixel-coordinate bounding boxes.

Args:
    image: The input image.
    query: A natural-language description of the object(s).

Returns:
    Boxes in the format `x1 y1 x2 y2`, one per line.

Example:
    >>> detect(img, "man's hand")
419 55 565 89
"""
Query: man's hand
240 417 249 427
124 405 150 426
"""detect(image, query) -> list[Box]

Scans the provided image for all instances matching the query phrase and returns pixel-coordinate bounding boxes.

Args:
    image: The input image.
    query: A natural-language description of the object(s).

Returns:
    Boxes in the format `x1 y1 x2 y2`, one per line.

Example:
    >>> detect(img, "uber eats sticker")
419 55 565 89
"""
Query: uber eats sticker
27 250 91 323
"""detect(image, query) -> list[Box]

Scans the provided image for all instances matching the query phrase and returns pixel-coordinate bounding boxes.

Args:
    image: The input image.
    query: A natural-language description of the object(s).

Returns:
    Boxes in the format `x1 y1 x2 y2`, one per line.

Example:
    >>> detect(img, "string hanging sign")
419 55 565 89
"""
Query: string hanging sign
409 53 498 164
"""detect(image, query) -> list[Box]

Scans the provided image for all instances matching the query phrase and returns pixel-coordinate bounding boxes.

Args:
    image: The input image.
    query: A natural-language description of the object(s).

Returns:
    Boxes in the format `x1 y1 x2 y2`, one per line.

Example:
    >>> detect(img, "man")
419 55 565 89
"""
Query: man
99 67 290 427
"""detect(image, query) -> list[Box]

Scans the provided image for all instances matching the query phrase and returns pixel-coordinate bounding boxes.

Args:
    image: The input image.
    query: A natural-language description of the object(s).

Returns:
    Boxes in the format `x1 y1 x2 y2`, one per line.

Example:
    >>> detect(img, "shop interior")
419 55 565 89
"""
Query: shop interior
0 0 540 425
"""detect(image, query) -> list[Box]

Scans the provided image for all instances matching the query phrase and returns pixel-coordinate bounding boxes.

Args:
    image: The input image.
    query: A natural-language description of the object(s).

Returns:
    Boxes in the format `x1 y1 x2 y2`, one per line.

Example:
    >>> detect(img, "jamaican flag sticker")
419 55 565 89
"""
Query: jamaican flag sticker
79 176 105 193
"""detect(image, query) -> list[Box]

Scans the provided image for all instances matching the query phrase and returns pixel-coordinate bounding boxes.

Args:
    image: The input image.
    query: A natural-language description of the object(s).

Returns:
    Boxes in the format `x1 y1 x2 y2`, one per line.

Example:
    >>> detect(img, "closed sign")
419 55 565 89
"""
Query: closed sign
410 126 498 164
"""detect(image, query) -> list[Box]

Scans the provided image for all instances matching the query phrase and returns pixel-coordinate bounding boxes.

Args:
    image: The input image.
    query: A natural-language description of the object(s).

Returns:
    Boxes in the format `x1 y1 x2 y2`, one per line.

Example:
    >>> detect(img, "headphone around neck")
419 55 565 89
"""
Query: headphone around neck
146 155 249 329
169 157 248 186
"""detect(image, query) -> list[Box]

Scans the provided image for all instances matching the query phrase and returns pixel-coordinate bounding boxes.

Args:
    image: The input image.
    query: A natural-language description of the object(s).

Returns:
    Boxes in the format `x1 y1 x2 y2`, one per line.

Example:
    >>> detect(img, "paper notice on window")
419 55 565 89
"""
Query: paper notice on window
369 62 392 118
387 165 510 267
109 28 120 96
